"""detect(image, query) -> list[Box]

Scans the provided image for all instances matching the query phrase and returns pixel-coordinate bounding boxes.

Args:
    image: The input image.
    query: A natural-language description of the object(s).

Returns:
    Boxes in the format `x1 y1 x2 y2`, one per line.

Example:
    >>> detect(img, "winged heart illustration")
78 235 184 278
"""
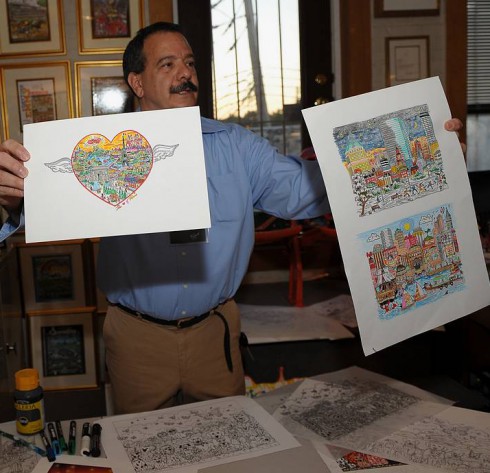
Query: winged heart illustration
71 130 153 207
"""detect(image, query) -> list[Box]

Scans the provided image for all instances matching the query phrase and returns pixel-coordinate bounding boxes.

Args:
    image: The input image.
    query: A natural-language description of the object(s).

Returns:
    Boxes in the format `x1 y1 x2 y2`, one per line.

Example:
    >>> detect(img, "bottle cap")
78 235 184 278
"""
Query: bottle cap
15 368 40 391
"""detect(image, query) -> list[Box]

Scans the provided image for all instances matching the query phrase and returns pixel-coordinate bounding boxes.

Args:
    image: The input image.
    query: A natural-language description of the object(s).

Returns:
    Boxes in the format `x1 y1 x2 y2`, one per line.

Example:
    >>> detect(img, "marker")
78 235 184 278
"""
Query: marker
0 429 46 457
55 420 67 452
47 422 61 455
68 420 77 455
90 423 102 457
80 422 91 456
39 429 56 462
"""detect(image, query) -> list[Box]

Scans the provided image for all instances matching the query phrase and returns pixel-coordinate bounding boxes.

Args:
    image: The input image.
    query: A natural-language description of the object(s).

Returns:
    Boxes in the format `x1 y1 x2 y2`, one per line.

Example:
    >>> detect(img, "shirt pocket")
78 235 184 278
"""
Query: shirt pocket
207 173 249 223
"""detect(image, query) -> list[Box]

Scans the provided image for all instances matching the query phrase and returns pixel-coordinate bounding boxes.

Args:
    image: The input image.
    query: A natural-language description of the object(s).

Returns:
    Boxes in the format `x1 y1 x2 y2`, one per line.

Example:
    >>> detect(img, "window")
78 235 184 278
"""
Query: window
211 0 301 155
466 0 490 172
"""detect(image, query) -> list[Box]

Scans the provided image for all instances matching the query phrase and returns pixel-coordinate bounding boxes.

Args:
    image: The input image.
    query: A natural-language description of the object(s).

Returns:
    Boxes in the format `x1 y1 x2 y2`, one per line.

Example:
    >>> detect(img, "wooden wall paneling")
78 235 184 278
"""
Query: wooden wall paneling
340 0 372 98
445 0 467 144
148 0 174 23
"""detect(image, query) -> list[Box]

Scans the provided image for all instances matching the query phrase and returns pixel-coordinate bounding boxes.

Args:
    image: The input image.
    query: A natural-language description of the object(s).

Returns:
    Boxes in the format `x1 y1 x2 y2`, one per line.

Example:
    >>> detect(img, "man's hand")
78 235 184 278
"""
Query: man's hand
444 118 466 154
0 139 29 212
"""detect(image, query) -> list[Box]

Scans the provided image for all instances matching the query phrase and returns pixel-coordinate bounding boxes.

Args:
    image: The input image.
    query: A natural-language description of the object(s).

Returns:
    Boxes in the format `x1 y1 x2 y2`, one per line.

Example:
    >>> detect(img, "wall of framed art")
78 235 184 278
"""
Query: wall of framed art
0 0 174 141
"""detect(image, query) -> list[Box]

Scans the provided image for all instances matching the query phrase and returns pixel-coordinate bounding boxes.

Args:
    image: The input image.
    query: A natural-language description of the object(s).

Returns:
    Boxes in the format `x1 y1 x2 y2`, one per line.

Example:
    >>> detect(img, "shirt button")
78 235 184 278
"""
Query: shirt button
181 310 187 316
181 251 187 256
183 284 188 288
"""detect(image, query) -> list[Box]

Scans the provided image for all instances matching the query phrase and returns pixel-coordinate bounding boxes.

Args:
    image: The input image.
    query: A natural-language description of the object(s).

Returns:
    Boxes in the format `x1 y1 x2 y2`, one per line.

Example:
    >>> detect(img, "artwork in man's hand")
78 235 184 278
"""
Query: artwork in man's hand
334 104 447 217
361 203 465 319
44 131 179 209
71 131 152 207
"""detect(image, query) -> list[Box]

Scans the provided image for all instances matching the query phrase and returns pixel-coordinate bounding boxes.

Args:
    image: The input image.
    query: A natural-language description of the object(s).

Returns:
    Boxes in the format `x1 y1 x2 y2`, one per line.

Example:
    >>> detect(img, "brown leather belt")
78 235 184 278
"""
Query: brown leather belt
113 303 211 329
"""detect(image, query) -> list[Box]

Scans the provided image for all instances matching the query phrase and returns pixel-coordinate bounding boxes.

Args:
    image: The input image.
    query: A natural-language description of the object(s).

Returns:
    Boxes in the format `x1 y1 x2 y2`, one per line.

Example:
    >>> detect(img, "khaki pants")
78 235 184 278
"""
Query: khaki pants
103 299 245 414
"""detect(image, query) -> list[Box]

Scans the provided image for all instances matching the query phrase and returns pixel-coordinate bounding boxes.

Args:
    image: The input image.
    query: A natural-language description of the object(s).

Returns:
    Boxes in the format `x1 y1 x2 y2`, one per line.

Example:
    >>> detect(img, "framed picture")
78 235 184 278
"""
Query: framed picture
375 0 440 17
0 0 66 57
18 241 86 312
77 0 144 54
75 61 137 117
0 61 73 142
28 309 97 390
386 36 430 87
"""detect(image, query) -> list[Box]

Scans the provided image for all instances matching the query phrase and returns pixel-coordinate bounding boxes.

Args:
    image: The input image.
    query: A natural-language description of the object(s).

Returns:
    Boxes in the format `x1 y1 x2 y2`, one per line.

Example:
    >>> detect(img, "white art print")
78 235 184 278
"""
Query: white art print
98 395 299 473
23 106 210 243
302 77 490 355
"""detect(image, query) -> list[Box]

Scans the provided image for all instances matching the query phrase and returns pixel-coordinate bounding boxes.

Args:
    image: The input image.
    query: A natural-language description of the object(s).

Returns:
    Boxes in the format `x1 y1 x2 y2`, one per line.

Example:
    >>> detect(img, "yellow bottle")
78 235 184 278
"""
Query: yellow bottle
14 368 45 435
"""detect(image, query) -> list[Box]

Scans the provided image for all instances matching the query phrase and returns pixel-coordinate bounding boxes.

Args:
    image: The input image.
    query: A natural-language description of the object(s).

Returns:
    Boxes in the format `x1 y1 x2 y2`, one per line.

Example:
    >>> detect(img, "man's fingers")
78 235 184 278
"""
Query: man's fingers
0 139 30 162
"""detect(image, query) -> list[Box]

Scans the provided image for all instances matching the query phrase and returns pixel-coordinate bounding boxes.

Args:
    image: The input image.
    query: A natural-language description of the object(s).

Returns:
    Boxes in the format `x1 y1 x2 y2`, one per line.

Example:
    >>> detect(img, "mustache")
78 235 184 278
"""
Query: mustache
170 81 198 94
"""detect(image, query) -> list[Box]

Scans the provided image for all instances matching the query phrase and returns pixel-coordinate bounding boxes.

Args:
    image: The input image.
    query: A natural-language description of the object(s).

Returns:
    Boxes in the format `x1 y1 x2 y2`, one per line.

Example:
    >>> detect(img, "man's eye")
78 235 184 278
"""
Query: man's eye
187 61 195 68
162 62 172 68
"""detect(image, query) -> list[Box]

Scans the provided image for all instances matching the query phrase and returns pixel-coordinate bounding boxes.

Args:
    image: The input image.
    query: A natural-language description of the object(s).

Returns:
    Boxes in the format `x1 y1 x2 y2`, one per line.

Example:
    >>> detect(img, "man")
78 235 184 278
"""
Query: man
0 22 465 414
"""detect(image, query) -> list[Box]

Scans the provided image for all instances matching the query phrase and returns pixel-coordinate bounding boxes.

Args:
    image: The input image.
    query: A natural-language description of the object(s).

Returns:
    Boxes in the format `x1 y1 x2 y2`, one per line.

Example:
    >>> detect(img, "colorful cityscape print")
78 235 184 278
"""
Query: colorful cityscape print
71 130 153 207
361 204 465 320
333 104 447 217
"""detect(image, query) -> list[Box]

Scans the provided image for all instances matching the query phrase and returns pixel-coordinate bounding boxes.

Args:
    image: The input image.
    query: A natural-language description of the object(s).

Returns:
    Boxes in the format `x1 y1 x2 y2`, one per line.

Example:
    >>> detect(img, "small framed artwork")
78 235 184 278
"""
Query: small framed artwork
28 309 97 390
18 241 86 312
0 0 66 57
0 61 72 142
74 61 137 117
77 0 144 54
374 0 440 17
386 36 430 87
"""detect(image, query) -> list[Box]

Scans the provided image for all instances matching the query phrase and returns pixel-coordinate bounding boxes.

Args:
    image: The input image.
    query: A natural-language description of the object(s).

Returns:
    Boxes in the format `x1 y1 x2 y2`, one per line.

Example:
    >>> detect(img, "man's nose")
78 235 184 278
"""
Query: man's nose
177 62 192 81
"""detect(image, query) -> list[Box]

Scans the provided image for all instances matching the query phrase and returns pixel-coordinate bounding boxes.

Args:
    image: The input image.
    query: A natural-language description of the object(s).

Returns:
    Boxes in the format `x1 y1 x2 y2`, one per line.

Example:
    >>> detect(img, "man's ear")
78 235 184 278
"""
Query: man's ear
128 72 144 98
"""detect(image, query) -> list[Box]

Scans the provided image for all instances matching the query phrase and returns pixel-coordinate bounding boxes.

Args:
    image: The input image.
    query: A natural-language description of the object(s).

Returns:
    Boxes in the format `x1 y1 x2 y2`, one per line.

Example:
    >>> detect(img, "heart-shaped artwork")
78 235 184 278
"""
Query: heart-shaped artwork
71 130 153 207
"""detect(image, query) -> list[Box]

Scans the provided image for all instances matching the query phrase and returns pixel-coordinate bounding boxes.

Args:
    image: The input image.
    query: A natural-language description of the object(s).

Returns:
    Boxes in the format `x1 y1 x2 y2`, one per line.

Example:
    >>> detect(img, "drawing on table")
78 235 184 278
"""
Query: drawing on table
43 132 179 209
275 378 419 443
365 413 490 473
111 398 280 472
0 436 40 473
360 204 465 319
333 104 447 217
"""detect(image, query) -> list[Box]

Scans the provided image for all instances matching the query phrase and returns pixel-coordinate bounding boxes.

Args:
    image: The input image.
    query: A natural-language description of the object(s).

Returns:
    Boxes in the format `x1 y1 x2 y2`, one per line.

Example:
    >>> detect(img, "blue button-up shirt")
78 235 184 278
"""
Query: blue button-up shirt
1 117 329 320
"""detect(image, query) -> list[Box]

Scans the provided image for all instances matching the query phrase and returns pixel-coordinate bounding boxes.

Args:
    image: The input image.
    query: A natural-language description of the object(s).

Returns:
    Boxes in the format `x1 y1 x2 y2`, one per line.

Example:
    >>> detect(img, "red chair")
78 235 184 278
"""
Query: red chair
254 215 304 307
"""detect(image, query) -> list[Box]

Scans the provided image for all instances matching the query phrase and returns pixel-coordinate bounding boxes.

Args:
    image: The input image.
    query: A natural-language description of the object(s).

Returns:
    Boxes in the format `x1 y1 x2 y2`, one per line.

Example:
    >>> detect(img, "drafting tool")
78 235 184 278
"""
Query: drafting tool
47 422 61 455
80 422 91 456
39 429 56 461
68 420 77 455
55 420 67 452
90 423 102 457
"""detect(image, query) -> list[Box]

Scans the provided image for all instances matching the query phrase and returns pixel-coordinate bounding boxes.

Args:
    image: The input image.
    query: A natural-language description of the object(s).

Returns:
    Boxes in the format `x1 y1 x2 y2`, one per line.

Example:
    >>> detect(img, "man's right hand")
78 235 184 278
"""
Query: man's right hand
0 139 29 213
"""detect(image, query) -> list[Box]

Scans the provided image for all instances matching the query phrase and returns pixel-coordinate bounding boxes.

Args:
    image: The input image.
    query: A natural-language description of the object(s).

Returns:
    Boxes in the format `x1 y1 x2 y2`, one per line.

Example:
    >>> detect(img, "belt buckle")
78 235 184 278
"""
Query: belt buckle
176 318 187 329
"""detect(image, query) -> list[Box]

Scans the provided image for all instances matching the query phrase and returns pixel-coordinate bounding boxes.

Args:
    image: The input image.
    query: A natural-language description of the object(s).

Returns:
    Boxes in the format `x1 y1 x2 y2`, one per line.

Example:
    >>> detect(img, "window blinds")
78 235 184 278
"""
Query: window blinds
467 0 490 111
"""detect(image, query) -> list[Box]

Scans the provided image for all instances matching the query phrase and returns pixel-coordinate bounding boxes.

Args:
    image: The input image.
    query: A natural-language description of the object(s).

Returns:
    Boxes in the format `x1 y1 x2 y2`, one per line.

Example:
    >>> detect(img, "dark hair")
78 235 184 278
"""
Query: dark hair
123 22 184 87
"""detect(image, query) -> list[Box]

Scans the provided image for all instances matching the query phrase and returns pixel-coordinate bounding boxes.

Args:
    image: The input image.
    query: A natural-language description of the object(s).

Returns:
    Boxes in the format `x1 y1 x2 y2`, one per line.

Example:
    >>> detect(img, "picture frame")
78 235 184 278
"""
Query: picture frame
0 61 73 142
28 308 97 390
0 0 66 57
375 0 440 17
385 36 430 87
77 0 144 54
18 241 87 312
74 61 137 117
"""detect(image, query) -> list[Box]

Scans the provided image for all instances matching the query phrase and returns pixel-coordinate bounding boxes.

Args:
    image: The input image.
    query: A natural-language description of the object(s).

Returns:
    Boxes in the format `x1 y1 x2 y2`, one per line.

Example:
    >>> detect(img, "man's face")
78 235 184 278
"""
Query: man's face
128 31 199 111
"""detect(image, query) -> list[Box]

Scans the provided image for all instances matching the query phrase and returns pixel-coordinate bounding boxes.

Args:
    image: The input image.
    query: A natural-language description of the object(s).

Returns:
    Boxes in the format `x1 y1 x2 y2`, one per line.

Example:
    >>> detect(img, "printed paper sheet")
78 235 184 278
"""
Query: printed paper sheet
23 106 210 243
302 77 490 355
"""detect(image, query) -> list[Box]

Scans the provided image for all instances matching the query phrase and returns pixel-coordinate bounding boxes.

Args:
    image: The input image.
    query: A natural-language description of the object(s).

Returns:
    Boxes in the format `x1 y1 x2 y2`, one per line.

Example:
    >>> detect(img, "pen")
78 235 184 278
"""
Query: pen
68 420 77 455
39 429 56 462
55 420 67 452
90 423 102 457
47 422 61 455
80 422 91 456
0 429 46 457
